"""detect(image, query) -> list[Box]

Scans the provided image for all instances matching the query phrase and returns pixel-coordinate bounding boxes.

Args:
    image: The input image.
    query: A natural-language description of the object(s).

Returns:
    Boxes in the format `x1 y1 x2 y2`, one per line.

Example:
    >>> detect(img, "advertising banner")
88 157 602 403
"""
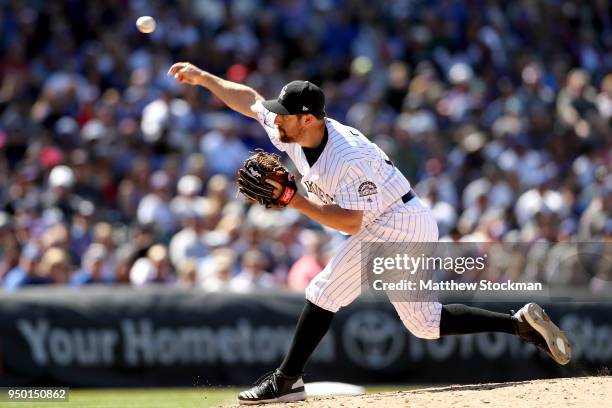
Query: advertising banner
0 288 610 386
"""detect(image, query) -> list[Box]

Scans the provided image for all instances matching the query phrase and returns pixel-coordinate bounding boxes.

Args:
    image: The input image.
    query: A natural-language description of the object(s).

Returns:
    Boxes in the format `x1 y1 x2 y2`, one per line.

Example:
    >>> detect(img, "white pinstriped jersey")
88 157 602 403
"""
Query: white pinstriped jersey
255 102 442 336
255 102 412 227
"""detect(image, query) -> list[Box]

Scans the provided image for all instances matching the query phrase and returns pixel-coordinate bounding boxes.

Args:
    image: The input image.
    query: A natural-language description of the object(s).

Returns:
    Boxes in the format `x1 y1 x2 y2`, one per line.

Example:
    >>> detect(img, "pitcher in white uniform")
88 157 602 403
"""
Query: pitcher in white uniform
168 62 571 405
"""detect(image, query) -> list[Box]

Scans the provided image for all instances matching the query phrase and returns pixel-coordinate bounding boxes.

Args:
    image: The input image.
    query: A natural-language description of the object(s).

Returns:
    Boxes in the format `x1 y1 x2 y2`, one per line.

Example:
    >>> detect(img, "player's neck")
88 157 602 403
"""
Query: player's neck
298 120 326 149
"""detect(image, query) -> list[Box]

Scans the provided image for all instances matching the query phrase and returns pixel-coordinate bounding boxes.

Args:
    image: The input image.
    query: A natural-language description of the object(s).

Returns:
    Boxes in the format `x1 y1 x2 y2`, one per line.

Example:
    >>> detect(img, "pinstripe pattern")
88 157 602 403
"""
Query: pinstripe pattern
257 103 442 339
305 200 442 339
256 103 411 225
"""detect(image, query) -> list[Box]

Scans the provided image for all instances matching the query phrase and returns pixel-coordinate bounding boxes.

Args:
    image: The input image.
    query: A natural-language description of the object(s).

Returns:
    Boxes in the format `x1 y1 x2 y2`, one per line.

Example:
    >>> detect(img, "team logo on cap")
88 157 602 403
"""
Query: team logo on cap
279 85 288 99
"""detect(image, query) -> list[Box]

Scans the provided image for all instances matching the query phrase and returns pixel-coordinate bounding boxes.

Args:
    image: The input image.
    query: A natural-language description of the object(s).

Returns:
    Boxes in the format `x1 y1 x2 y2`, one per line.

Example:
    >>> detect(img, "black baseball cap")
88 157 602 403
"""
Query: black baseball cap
263 81 326 118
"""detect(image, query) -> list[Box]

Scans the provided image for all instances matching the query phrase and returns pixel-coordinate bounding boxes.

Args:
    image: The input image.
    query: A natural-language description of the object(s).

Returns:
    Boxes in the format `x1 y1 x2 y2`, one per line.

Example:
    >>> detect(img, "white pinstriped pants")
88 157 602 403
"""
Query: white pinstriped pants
305 198 442 339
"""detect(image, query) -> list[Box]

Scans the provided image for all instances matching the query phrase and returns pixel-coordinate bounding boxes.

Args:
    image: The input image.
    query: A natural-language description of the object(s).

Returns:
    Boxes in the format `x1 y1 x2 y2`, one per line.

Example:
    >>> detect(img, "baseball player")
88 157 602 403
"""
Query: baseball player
168 62 571 405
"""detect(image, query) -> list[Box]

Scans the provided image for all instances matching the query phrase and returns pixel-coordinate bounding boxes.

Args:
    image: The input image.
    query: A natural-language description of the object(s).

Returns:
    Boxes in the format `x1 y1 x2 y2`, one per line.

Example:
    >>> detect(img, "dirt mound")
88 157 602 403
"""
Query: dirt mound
225 376 611 408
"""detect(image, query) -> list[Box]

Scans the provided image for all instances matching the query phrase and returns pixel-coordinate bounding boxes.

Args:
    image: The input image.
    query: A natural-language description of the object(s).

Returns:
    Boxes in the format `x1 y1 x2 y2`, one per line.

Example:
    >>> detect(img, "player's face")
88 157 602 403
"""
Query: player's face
274 114 305 144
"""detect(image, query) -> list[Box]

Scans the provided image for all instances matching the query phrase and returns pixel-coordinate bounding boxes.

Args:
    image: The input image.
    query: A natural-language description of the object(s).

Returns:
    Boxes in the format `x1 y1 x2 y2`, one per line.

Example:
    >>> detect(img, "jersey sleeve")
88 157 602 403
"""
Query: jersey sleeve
334 162 385 211
253 101 290 152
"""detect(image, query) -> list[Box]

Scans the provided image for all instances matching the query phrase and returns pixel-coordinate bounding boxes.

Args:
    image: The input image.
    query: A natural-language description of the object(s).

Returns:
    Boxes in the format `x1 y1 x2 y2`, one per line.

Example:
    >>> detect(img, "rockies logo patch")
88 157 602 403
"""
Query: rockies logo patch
358 181 378 197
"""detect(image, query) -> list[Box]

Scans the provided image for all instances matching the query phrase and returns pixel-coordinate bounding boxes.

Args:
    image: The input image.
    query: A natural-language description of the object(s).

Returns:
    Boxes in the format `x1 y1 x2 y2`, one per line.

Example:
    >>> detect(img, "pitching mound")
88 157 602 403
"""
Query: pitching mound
225 376 611 408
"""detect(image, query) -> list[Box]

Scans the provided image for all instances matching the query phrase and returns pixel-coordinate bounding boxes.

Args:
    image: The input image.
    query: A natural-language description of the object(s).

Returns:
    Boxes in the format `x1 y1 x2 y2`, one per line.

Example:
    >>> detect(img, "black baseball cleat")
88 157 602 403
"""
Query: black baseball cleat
512 303 571 365
237 369 306 405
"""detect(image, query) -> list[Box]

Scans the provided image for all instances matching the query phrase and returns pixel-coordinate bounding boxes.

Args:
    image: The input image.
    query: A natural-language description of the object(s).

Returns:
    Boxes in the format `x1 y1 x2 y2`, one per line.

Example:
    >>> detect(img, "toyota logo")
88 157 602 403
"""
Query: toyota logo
342 310 405 369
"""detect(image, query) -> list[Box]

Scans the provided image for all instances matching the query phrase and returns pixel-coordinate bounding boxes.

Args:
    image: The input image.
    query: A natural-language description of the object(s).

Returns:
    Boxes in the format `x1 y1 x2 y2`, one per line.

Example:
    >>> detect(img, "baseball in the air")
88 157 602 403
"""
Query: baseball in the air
136 16 156 34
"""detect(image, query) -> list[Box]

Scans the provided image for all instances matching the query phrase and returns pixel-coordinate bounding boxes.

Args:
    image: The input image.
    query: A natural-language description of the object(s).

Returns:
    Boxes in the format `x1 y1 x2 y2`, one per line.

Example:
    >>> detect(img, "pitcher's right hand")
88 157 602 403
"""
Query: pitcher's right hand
167 62 205 86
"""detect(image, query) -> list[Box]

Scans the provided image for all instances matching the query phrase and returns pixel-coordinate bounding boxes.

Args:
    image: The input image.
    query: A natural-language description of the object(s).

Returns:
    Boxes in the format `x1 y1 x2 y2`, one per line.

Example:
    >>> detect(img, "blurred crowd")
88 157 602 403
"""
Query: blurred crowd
0 0 610 292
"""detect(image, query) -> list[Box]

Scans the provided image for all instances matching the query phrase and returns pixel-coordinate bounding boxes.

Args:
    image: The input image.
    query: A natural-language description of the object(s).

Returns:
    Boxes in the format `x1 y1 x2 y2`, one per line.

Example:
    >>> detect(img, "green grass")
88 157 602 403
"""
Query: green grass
0 385 428 408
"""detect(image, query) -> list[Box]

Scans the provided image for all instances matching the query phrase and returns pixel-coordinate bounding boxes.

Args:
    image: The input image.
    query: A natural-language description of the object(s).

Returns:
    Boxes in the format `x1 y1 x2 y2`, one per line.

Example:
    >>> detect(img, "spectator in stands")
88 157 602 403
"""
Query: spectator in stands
200 119 249 177
287 230 329 292
201 248 236 292
69 200 95 261
137 171 176 236
91 222 118 281
170 174 207 220
3 243 46 290
229 249 276 293
0 213 18 281
130 244 175 286
70 243 111 286
176 259 198 289
580 177 612 240
39 247 71 285
556 69 598 137
596 74 612 120
168 206 209 269
41 165 79 219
